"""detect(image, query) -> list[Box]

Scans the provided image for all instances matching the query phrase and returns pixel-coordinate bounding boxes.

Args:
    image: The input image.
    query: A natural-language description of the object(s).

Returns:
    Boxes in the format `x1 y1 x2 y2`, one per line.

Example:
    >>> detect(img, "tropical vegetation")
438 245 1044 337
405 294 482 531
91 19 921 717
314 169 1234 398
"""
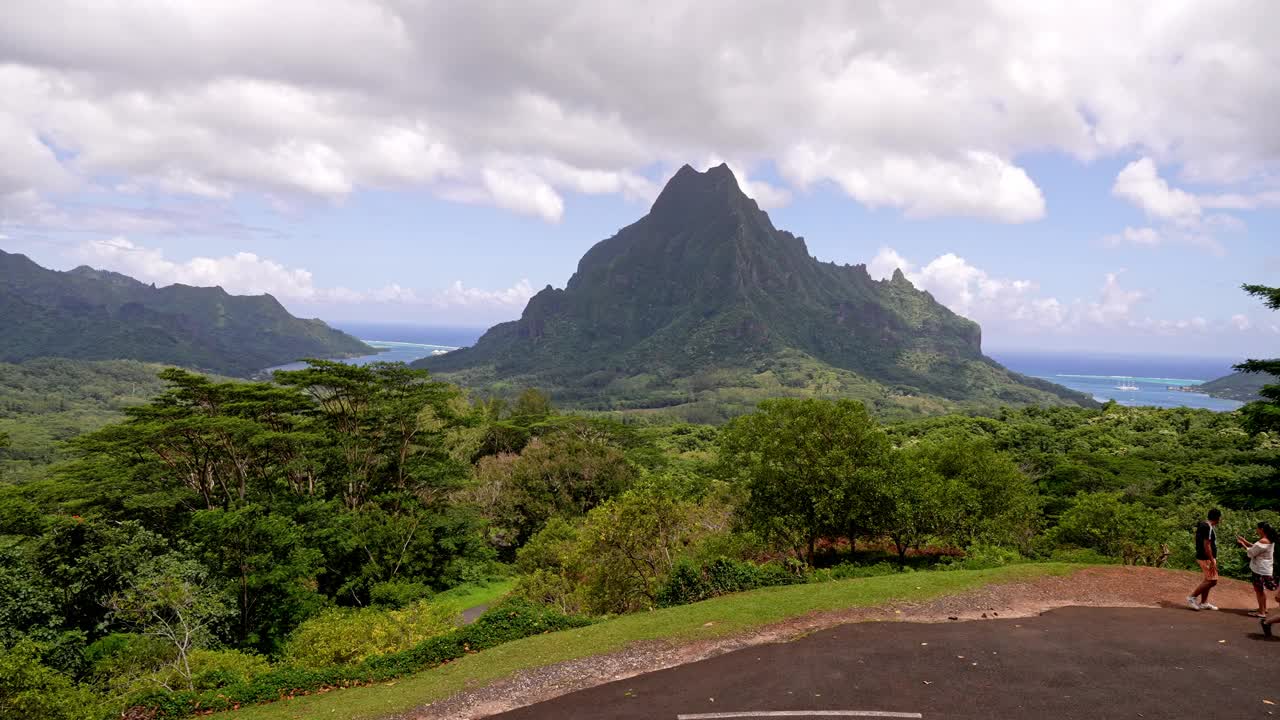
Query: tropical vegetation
0 285 1275 719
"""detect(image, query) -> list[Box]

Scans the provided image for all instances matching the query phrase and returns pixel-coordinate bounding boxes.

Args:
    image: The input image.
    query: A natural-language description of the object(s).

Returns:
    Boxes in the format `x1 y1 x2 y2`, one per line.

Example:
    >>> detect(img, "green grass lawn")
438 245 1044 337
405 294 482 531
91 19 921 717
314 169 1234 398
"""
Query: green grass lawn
219 563 1079 720
433 578 516 615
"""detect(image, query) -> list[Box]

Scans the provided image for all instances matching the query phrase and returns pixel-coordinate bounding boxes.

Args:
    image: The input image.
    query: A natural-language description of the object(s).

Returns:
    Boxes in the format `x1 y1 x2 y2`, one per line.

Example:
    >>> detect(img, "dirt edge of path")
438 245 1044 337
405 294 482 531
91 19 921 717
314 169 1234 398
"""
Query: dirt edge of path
398 566 1257 720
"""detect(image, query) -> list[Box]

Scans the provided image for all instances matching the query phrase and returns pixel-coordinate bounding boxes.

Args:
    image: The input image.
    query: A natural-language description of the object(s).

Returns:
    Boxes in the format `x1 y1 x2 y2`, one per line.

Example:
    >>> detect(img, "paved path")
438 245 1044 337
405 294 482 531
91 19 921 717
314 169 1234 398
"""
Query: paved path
461 603 492 624
488 607 1278 720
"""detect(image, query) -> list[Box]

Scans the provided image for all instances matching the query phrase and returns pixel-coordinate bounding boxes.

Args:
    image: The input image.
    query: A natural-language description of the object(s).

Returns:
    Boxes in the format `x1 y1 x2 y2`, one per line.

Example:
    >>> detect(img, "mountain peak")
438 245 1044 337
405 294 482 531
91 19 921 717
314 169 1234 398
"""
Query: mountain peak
649 163 751 223
420 159 1095 418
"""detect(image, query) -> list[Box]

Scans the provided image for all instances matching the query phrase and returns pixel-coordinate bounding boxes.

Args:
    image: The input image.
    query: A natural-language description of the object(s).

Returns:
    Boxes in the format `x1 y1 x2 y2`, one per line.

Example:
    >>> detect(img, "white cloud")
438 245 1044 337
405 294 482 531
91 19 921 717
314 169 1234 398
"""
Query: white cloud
867 247 913 282
71 237 534 312
77 237 319 299
1231 313 1252 331
437 279 536 308
782 147 1045 223
867 247 1062 329
3 2 1280 225
1082 272 1145 326
1107 158 1247 256
479 167 565 223
1102 226 1161 248
1112 157 1201 223
872 247 1222 340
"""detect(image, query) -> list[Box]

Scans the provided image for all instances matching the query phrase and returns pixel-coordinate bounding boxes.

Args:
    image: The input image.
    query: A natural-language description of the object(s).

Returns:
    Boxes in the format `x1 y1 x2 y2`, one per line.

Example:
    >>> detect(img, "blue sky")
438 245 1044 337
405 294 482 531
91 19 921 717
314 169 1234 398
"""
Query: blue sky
2 2 1278 358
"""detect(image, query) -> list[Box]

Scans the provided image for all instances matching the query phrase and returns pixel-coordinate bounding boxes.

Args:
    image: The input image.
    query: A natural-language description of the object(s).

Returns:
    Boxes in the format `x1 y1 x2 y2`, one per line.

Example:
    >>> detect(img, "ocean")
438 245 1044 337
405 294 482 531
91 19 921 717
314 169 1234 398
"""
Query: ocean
989 350 1246 412
263 325 487 373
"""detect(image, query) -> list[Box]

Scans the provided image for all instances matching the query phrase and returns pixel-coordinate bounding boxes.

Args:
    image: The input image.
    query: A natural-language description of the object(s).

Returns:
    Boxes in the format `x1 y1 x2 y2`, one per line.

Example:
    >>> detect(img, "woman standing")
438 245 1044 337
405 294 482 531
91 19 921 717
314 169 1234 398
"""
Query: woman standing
1237 521 1277 620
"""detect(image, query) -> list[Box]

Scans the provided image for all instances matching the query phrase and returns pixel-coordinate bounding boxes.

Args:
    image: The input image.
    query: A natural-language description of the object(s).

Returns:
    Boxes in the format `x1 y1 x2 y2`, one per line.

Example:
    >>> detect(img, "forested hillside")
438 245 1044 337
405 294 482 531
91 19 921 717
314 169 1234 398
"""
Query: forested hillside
1196 371 1269 402
0 250 371 376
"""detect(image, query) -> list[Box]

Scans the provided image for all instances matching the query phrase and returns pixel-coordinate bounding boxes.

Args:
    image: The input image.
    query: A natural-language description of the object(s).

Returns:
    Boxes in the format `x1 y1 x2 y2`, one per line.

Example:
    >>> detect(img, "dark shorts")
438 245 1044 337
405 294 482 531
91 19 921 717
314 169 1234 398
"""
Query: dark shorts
1251 572 1278 591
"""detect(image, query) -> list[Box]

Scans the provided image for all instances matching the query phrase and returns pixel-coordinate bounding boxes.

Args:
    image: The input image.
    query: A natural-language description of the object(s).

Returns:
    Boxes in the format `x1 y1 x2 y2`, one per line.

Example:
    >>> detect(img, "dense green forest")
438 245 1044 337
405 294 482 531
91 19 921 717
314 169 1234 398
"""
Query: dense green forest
0 359 189 483
1 285 1276 719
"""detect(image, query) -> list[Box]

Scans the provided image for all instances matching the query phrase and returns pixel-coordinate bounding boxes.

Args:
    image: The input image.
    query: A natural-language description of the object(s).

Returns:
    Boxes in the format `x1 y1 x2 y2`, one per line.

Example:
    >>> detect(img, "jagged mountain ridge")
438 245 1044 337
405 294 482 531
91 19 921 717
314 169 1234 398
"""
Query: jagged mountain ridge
420 164 1092 420
0 249 372 376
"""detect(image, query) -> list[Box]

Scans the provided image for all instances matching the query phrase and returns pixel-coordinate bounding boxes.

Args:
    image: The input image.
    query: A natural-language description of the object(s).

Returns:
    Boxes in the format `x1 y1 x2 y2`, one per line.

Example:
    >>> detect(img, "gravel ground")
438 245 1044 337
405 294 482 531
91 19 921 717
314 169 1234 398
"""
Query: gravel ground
398 566 1260 720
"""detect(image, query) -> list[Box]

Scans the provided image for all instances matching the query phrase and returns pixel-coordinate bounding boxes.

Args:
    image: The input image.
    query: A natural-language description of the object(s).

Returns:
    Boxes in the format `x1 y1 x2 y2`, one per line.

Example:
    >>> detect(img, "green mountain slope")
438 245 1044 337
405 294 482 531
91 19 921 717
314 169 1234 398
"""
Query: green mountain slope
0 249 372 376
0 358 192 482
1196 371 1272 402
419 164 1093 421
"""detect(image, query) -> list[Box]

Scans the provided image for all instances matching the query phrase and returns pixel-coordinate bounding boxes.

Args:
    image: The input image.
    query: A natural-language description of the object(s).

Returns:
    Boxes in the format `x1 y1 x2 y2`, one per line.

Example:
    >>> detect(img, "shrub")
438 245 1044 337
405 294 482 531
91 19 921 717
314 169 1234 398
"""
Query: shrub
1047 492 1167 558
808 561 900 583
683 530 769 566
1047 548 1118 565
180 649 272 692
937 544 1024 571
127 598 591 718
86 633 174 698
282 599 460 669
656 557 800 607
513 568 586 616
368 580 433 608
0 640 104 720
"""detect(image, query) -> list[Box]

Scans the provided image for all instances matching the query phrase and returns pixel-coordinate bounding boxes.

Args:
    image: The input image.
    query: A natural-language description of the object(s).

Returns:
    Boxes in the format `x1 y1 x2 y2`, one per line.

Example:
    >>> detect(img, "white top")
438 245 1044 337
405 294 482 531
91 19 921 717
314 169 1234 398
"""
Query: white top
1247 539 1274 576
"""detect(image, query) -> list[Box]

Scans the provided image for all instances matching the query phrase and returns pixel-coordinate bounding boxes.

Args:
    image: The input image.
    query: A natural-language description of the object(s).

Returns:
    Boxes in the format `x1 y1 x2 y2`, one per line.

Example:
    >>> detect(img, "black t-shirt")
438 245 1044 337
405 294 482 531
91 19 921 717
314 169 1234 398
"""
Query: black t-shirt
1194 520 1217 560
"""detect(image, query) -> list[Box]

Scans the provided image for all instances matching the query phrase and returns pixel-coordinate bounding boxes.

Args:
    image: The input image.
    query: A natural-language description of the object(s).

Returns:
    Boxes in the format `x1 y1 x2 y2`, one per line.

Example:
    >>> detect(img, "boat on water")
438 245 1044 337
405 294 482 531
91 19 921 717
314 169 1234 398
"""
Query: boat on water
1116 383 1139 391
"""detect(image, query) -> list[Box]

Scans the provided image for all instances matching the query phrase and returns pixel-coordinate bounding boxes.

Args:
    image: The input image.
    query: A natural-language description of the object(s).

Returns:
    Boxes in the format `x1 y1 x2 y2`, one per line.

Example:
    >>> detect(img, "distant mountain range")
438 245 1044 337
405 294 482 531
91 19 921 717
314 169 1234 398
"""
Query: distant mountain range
0 249 371 376
419 164 1094 421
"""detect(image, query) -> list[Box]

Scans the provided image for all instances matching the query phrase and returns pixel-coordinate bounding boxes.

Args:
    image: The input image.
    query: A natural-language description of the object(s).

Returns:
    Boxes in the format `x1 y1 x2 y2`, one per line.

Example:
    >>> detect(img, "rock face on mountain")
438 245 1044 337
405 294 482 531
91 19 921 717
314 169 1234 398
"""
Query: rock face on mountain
0 249 371 376
420 164 1093 420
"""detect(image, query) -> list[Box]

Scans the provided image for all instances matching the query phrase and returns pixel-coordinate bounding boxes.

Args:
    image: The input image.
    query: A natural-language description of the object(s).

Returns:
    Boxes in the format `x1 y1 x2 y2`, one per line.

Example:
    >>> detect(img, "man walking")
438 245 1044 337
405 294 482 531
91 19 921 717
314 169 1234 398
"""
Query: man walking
1188 508 1222 611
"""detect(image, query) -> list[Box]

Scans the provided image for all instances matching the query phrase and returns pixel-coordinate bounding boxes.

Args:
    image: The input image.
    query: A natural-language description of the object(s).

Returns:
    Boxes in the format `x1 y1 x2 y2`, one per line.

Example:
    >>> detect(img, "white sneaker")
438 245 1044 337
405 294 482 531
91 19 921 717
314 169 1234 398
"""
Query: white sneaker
1187 596 1201 611
1200 602 1218 611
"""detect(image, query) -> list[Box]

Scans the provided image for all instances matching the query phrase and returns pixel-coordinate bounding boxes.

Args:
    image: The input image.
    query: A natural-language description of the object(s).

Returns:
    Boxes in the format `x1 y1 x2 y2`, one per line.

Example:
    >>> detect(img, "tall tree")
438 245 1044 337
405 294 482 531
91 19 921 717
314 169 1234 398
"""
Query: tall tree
719 399 890 565
1235 284 1280 436
274 361 466 508
74 370 319 509
1232 283 1280 507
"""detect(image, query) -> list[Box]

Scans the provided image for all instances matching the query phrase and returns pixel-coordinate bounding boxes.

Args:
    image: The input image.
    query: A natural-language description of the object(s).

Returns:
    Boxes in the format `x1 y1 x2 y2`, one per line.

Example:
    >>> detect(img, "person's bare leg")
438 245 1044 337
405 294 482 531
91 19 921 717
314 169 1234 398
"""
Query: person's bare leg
1196 579 1216 604
1259 586 1269 614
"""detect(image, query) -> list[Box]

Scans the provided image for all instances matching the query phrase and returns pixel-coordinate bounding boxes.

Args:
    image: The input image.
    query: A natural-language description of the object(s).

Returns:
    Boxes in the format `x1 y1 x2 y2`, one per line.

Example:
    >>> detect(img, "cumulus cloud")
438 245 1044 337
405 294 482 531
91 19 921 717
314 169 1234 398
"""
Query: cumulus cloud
1112 158 1201 224
437 279 537 308
77 237 320 299
1231 314 1252 331
869 247 1219 338
867 248 1062 328
3 2 1280 225
783 148 1045 222
1107 158 1247 255
71 238 534 312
